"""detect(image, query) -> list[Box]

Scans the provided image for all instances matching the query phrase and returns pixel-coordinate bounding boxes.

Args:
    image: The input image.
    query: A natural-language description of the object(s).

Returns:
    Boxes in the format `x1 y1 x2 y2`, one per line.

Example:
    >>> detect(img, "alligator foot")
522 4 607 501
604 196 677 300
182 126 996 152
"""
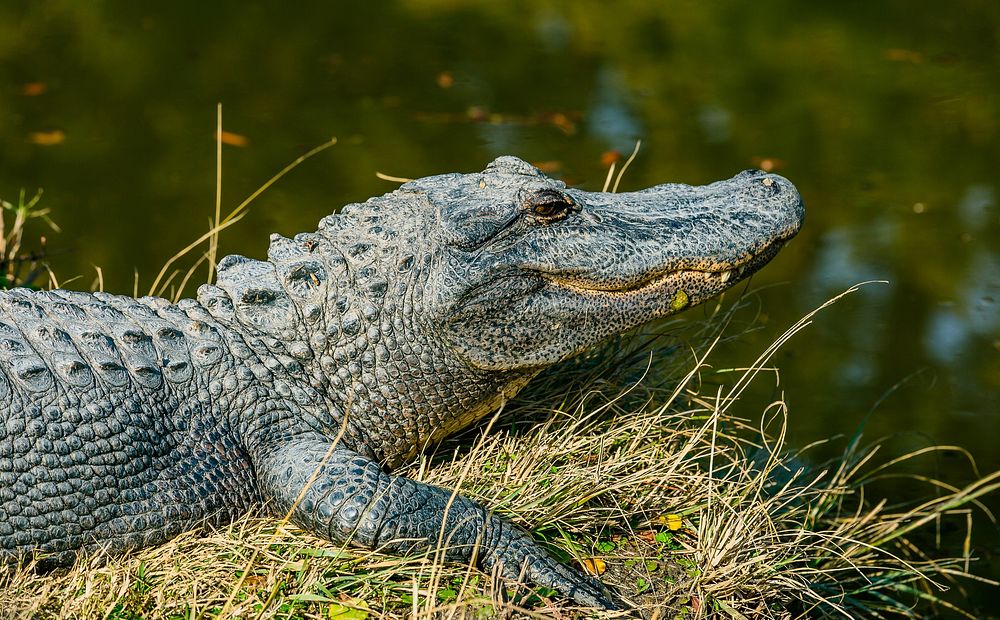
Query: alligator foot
258 438 616 609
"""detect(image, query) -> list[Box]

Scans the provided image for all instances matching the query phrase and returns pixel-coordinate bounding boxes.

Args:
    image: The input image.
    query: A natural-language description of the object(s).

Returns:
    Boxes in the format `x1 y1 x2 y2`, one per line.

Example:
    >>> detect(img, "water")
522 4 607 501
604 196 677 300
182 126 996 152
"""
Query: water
2 0 998 609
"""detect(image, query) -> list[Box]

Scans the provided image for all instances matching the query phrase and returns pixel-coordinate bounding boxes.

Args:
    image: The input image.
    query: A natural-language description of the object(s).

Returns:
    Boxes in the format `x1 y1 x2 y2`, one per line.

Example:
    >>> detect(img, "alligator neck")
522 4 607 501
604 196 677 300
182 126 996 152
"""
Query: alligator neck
194 262 529 469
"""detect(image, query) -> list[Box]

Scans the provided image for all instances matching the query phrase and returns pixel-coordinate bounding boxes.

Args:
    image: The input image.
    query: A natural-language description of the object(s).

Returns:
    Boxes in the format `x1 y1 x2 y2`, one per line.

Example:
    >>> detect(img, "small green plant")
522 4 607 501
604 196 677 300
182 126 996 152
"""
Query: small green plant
0 188 60 289
635 576 650 594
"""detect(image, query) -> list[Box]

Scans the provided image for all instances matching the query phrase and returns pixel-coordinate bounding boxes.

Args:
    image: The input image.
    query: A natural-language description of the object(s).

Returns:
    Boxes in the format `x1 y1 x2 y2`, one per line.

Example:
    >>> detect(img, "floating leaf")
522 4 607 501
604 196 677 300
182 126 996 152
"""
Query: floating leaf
751 156 785 172
548 112 576 135
436 71 454 88
532 160 562 173
218 130 249 147
600 150 622 167
884 48 923 63
21 82 47 96
29 130 65 146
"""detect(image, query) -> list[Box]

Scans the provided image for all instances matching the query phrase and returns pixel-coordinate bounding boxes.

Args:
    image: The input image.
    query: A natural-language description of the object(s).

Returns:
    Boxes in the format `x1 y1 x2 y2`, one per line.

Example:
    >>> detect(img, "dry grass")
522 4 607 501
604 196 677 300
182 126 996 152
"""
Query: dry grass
1 280 996 619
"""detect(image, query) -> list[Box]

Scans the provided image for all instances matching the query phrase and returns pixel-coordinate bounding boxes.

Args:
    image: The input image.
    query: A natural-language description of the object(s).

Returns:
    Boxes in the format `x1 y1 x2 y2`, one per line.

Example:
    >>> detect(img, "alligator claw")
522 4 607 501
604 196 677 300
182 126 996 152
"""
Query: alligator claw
486 526 619 609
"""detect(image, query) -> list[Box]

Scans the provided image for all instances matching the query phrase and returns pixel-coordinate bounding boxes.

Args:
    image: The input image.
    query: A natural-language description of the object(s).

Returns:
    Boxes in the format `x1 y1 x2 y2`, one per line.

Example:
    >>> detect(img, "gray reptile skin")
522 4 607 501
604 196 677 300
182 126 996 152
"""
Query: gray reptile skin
0 156 803 608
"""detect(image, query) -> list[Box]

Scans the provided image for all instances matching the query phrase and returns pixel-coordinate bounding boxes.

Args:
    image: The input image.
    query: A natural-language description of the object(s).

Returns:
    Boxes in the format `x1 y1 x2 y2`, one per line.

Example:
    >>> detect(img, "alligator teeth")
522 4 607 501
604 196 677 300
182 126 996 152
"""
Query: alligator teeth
719 270 732 283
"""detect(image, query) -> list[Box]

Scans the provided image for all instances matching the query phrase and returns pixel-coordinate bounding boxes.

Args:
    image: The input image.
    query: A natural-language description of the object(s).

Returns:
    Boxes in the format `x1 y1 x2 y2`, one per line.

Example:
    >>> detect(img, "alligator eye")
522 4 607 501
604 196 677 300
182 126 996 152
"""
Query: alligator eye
528 192 574 221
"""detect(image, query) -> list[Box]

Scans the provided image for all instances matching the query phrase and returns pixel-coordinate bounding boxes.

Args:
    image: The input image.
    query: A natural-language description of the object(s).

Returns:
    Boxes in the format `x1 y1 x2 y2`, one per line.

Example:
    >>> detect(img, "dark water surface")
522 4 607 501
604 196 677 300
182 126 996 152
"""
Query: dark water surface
2 0 998 608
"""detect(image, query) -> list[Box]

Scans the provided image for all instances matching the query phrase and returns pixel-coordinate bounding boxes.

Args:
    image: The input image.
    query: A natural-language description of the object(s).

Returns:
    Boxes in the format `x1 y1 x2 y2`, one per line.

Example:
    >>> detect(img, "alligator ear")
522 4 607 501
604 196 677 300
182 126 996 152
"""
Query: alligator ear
439 204 517 250
432 183 523 250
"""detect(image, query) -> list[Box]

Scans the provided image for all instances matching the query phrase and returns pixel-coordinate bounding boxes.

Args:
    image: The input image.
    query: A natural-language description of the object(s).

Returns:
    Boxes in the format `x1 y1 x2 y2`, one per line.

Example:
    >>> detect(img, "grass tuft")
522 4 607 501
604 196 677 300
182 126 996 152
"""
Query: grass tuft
0 188 60 289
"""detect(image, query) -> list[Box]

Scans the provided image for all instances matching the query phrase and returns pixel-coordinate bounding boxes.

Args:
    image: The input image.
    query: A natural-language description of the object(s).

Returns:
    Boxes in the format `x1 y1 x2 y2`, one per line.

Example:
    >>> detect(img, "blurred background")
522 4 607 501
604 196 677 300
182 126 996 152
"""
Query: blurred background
1 0 997 611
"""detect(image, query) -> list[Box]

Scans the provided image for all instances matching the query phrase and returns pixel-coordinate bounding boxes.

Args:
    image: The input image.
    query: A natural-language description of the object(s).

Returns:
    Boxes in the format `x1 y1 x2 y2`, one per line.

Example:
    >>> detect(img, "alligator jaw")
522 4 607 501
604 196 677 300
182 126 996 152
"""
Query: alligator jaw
541 239 786 303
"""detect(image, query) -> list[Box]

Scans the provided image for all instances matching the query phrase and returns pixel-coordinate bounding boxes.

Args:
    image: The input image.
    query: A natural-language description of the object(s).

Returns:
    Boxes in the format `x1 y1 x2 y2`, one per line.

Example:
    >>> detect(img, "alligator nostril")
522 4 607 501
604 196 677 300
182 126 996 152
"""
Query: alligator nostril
760 176 783 195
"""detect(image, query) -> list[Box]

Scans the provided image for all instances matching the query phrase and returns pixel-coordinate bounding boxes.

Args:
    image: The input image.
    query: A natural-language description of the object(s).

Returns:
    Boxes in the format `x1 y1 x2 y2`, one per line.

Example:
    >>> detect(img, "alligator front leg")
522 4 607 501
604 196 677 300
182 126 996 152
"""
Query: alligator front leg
258 439 615 609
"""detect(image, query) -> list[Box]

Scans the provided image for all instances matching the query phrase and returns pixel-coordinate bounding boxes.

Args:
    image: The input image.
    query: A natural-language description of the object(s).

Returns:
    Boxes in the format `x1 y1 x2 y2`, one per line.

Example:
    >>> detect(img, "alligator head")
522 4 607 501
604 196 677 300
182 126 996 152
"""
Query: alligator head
421 156 804 370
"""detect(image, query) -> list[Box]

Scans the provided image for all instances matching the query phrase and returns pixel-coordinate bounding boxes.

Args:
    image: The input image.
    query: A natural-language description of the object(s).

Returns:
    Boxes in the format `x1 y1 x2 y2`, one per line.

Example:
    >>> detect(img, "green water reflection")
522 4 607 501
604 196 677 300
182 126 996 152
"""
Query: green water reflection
2 0 998 609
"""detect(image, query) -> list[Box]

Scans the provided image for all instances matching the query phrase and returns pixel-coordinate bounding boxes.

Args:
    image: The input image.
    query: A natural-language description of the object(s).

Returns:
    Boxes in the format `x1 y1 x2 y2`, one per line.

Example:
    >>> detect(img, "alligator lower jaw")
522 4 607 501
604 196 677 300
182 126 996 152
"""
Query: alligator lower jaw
543 269 731 301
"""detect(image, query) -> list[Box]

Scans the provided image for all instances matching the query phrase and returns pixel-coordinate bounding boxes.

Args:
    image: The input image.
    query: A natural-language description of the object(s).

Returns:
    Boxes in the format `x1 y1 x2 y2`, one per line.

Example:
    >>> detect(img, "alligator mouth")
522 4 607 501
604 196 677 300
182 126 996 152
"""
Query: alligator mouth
542 240 786 297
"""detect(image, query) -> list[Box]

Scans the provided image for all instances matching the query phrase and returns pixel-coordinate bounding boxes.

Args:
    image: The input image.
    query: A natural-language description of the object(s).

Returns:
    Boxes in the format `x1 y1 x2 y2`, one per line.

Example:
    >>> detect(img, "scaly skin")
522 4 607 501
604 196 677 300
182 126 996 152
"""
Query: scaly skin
0 157 804 608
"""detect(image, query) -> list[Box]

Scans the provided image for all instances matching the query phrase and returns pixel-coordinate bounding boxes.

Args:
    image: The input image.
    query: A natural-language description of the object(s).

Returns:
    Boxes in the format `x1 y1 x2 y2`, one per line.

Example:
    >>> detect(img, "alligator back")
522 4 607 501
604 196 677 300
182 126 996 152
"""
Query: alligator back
0 288 257 566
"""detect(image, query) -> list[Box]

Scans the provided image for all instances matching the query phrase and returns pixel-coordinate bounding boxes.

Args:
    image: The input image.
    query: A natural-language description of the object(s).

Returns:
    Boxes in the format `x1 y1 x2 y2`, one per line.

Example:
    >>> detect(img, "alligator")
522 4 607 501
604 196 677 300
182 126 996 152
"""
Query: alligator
0 156 803 608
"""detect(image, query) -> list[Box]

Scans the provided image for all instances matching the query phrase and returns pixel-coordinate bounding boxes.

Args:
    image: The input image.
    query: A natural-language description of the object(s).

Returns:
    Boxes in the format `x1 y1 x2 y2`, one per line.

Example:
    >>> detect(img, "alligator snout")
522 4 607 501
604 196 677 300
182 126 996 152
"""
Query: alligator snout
732 169 805 240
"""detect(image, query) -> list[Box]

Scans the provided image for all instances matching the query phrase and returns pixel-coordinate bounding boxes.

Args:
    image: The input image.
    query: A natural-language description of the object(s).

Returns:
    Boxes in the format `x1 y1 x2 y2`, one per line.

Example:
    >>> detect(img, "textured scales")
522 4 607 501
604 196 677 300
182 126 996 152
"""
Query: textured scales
0 157 804 608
